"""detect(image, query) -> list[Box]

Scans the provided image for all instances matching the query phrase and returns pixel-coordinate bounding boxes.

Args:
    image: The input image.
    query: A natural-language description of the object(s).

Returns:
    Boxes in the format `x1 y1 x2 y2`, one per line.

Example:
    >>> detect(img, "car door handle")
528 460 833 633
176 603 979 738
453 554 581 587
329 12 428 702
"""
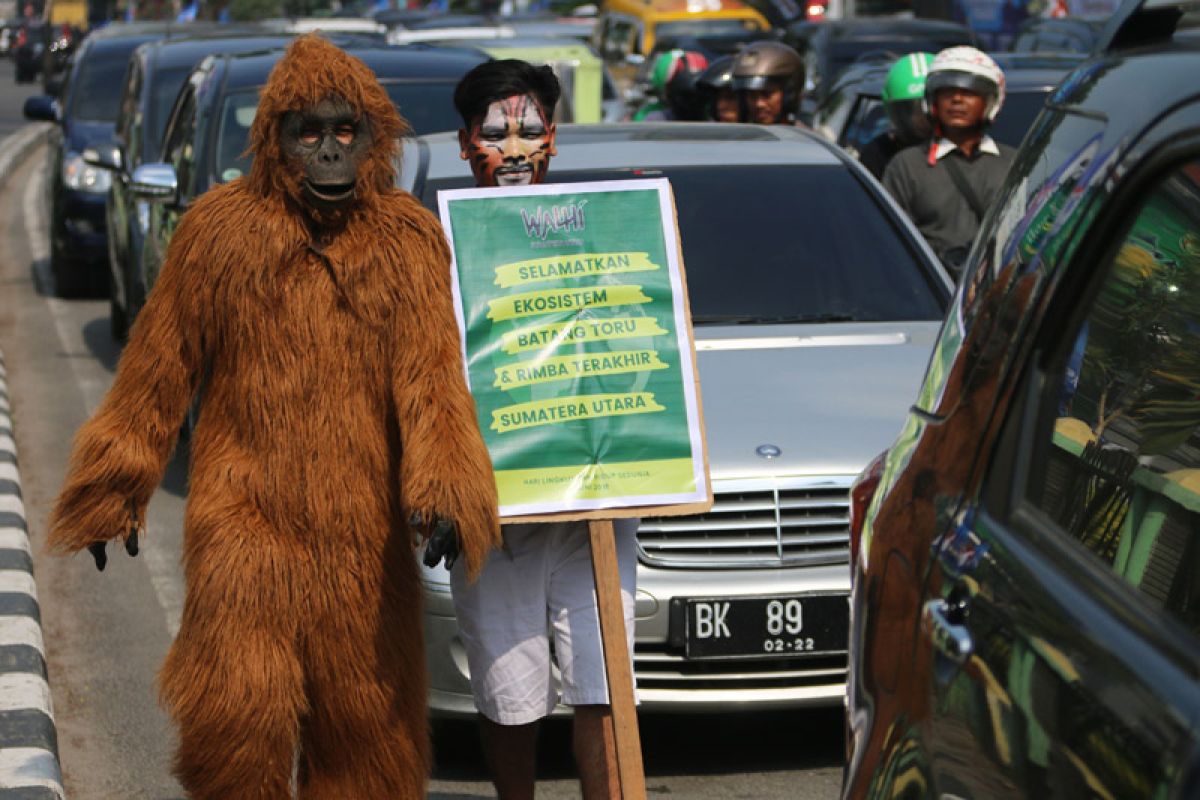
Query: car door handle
922 598 973 665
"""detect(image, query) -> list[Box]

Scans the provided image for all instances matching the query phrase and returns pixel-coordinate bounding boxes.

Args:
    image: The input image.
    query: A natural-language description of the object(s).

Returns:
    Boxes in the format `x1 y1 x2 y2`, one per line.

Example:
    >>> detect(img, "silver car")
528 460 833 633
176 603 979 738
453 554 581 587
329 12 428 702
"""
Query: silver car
401 123 951 716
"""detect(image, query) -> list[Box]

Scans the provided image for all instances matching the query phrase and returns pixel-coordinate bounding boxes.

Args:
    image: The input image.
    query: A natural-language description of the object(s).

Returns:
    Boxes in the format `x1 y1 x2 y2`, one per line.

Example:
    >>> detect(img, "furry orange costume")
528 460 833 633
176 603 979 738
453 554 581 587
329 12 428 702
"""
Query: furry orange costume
48 35 500 798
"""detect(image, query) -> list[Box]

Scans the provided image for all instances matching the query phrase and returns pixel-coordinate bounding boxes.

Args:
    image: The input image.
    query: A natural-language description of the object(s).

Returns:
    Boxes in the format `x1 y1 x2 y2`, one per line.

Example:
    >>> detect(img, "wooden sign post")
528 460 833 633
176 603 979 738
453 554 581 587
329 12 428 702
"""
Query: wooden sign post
589 519 647 799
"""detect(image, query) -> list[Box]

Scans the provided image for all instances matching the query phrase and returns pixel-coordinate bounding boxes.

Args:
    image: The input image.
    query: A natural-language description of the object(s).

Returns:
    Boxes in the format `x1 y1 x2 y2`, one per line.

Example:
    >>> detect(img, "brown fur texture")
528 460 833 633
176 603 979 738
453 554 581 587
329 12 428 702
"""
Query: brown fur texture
48 34 500 799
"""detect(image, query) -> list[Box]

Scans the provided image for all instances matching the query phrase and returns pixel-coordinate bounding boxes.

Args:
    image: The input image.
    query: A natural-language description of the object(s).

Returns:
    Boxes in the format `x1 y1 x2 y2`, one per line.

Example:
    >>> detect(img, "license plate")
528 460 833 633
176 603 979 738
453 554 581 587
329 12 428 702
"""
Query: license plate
672 594 849 660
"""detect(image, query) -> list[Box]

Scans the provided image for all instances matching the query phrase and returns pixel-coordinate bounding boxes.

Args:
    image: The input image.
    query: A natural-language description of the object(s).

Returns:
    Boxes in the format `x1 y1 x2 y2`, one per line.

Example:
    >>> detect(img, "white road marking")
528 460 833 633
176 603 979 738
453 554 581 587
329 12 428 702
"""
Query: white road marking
0 494 25 516
0 462 20 482
23 159 184 639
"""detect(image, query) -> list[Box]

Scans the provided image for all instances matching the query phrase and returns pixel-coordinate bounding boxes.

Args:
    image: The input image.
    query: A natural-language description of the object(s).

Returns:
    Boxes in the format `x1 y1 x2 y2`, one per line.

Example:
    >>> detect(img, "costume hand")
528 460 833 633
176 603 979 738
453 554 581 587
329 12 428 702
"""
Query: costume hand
411 512 461 570
86 527 140 572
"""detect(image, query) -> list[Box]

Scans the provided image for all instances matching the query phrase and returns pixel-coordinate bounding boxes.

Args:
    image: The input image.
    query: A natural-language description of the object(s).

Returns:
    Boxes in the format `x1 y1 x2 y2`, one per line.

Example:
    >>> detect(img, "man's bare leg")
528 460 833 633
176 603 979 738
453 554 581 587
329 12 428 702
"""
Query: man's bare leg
479 716 538 800
574 704 620 799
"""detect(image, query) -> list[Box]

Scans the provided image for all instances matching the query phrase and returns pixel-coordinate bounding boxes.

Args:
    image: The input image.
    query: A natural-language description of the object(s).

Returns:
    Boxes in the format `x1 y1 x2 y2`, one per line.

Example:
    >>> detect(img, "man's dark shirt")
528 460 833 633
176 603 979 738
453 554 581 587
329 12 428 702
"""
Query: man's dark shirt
882 135 1016 270
858 132 904 180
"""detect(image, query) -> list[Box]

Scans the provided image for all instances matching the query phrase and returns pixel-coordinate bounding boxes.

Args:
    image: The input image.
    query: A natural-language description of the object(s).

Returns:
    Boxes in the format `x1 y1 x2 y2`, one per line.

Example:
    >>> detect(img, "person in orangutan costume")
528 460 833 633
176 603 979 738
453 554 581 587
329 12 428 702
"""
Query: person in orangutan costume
47 34 500 799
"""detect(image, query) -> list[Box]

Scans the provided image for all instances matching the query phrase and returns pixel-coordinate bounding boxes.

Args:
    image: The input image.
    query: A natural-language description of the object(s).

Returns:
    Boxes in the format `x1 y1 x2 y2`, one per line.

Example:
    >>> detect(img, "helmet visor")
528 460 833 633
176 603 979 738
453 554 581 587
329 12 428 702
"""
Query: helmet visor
926 70 996 99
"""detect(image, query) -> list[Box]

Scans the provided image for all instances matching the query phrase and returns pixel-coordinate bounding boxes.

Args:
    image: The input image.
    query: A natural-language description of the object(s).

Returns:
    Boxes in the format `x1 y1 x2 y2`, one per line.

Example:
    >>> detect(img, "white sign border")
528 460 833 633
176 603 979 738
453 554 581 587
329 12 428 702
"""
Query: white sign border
438 178 709 518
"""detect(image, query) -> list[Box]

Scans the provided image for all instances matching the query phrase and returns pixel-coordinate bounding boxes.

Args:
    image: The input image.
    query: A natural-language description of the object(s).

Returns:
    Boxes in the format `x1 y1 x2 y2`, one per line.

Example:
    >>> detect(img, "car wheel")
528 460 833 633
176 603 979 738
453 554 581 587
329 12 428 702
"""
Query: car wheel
109 279 127 341
49 238 83 297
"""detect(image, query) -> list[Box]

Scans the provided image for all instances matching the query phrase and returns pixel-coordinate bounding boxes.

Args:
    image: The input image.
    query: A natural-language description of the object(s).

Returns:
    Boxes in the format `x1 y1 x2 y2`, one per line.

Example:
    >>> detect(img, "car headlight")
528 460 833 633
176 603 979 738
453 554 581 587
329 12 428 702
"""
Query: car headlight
62 151 111 193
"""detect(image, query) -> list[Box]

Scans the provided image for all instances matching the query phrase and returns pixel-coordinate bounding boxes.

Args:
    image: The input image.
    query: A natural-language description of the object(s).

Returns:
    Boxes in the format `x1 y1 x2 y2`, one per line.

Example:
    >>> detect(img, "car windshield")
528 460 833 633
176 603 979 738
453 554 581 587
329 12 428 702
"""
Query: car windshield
655 19 763 40
212 80 464 182
829 38 967 80
70 50 133 121
148 66 194 162
423 164 945 322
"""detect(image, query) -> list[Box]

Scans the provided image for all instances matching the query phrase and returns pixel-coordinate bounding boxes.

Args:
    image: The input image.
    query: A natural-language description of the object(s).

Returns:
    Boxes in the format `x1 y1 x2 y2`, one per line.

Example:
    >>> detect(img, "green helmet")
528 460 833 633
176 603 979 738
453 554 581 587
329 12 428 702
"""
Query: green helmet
882 52 935 104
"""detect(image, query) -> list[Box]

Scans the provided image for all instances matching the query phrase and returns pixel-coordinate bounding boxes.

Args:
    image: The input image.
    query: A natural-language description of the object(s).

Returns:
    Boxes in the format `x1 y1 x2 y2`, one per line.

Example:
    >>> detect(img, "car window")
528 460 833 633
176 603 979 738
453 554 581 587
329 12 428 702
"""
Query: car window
425 164 947 322
912 109 1109 416
655 18 763 41
210 80 464 184
69 49 133 122
147 66 195 163
163 85 198 200
117 57 141 158
841 95 886 154
1007 158 1200 632
605 18 638 58
988 88 1051 150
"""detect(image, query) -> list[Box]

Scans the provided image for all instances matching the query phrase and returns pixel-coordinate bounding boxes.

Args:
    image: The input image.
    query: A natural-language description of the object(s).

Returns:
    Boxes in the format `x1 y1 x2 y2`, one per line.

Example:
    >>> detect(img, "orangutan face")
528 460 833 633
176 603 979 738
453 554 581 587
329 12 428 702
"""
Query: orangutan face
280 95 373 211
458 93 556 187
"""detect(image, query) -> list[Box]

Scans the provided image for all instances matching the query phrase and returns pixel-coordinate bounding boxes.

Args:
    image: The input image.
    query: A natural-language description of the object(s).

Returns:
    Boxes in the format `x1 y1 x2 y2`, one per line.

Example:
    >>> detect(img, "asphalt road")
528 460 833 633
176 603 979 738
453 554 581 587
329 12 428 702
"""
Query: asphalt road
0 56 845 799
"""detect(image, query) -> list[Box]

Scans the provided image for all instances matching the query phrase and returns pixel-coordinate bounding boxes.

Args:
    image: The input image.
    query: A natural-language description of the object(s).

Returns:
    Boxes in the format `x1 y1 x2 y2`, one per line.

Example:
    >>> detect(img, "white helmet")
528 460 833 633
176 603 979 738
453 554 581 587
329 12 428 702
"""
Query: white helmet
924 46 1006 123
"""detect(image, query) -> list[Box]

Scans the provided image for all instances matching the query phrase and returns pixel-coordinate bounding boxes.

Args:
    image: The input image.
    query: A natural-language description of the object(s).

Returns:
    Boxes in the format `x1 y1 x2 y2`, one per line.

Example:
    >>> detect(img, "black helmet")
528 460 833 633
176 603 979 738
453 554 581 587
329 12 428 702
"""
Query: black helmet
695 55 736 121
665 59 709 121
730 41 805 122
696 54 736 93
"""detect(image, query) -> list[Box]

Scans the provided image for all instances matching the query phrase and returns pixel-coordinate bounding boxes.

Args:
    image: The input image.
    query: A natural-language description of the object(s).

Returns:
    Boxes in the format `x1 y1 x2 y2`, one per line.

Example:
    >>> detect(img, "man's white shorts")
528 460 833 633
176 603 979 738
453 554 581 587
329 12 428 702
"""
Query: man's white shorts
449 519 638 726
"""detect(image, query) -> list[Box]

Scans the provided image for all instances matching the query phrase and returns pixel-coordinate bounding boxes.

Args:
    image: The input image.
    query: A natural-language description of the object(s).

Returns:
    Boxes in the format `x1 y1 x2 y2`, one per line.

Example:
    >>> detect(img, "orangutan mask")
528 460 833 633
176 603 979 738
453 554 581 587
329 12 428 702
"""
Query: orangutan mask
459 93 556 187
280 96 373 211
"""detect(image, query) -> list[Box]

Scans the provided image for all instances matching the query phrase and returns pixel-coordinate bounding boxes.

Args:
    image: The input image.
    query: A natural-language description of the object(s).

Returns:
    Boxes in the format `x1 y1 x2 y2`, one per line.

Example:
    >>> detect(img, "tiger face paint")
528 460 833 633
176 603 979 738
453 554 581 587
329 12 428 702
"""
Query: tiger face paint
458 93 556 187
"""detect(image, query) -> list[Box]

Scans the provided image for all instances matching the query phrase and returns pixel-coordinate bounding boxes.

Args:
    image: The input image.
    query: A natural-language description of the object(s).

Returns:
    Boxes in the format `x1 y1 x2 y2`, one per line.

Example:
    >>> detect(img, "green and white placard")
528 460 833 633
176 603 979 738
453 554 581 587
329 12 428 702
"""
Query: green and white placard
439 178 709 518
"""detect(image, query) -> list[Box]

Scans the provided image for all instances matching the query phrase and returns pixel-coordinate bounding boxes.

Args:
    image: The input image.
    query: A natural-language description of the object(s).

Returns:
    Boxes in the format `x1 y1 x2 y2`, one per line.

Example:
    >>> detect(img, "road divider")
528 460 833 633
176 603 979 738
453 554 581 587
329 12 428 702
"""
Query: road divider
0 346 64 800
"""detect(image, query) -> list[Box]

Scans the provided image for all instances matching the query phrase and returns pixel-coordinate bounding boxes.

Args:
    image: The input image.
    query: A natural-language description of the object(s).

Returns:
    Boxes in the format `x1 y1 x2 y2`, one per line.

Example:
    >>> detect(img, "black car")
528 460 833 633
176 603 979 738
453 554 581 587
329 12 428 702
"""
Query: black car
12 20 45 83
133 44 488 318
783 16 980 112
814 52 1084 165
844 1 1200 797
21 22 252 296
102 32 300 339
22 23 177 295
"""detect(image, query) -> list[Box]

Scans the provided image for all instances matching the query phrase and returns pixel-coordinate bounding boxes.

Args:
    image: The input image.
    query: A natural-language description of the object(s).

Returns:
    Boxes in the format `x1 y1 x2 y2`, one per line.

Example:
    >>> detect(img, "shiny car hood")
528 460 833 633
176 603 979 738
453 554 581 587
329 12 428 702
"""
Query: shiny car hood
694 321 940 481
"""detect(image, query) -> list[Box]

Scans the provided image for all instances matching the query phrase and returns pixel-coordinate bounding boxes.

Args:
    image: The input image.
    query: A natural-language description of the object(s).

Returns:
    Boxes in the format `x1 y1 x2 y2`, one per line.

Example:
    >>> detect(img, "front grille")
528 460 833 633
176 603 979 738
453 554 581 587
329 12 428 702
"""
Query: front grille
634 645 847 691
636 481 853 569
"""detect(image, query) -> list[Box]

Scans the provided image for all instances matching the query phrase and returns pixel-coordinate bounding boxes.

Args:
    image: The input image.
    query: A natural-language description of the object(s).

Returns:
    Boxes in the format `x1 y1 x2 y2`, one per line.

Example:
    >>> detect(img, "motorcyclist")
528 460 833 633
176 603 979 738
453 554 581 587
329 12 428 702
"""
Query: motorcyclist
858 52 935 179
730 40 806 125
632 49 709 121
881 46 1015 278
695 54 739 122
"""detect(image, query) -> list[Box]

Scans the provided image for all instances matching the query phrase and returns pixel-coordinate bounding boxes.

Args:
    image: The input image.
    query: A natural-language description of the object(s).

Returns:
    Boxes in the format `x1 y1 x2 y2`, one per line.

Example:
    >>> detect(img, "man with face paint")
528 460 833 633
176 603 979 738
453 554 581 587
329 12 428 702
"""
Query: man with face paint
449 59 640 800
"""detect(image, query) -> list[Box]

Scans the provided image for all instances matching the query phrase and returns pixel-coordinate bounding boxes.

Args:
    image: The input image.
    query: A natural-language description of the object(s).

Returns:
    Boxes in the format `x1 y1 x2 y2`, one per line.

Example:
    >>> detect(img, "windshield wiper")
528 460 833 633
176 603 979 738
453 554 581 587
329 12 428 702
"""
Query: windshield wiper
692 313 863 325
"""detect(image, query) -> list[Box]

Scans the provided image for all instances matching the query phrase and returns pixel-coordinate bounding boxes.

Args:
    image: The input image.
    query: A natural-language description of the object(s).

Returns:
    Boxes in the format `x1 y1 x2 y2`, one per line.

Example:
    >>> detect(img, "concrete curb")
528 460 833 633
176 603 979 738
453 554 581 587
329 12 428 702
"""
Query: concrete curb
0 125 66 799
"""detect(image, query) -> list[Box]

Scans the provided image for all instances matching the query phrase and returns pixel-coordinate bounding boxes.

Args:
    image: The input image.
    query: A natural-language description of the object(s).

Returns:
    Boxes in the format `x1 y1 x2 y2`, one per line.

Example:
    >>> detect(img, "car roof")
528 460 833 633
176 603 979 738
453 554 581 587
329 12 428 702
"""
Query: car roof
1053 40 1200 135
215 43 487 91
825 50 1084 99
794 16 977 40
139 32 295 71
418 123 844 182
444 35 602 57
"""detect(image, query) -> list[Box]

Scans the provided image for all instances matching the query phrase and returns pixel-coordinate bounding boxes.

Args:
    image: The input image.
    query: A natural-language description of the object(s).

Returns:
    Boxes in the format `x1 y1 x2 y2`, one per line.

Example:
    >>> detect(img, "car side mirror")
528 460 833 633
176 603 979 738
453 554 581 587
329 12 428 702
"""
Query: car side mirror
83 143 122 172
22 95 58 122
130 162 178 204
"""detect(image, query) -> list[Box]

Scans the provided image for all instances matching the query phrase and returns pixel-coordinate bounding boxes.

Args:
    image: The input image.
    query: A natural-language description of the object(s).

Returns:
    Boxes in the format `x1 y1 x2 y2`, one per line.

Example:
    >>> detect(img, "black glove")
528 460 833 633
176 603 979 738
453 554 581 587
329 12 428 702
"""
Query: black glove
87 526 140 572
412 512 460 570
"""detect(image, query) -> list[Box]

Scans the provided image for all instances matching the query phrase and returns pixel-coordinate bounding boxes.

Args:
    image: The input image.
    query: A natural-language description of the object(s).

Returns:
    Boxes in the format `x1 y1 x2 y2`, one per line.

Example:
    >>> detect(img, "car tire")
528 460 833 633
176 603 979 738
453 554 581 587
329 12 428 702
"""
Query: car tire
49 239 83 297
109 279 127 341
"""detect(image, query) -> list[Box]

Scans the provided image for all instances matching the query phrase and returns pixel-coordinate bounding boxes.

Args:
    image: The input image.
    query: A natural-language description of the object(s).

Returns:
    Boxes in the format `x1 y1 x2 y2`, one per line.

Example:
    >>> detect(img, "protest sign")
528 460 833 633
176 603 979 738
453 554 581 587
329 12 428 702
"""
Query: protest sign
439 178 710 520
